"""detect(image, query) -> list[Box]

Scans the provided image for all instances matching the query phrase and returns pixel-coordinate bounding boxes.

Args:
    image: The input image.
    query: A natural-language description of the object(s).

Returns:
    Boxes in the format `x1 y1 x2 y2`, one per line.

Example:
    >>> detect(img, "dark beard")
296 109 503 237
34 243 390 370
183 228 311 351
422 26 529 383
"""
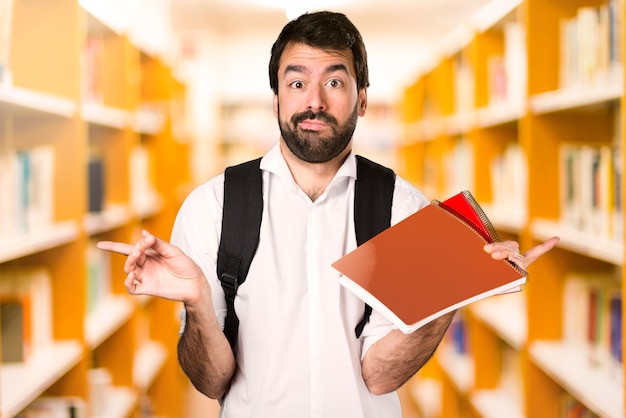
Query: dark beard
278 102 359 163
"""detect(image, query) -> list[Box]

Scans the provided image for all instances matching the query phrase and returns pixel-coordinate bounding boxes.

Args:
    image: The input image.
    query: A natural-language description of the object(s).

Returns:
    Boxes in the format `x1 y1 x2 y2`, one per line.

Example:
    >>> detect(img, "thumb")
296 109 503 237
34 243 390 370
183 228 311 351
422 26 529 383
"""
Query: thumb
141 230 178 259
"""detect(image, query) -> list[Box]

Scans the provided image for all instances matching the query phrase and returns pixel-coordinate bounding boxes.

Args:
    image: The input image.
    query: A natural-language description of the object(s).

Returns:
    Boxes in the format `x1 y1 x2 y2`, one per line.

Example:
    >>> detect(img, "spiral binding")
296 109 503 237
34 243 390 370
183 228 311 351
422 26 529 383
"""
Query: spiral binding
432 191 528 278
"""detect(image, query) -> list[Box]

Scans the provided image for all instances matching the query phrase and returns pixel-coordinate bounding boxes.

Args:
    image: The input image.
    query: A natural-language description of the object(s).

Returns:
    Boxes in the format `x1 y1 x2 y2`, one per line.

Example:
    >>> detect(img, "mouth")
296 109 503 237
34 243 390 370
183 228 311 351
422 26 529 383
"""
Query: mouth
298 119 329 131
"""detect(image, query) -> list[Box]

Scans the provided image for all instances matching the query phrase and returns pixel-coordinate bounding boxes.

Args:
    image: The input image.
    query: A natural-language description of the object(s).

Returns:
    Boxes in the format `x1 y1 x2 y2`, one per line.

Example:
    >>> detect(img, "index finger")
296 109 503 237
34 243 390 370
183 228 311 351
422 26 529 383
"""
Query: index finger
97 240 133 256
523 236 560 266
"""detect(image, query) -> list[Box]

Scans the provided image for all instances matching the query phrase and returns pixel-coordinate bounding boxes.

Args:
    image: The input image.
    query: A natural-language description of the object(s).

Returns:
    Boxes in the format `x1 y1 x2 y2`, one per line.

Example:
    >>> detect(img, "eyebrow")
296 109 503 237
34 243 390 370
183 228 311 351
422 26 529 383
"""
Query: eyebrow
283 63 350 77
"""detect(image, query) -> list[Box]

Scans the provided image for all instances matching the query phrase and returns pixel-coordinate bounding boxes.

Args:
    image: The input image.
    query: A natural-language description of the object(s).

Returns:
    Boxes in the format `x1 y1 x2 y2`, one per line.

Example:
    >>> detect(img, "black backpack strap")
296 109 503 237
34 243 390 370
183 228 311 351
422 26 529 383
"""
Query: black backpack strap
353 155 395 338
217 158 263 352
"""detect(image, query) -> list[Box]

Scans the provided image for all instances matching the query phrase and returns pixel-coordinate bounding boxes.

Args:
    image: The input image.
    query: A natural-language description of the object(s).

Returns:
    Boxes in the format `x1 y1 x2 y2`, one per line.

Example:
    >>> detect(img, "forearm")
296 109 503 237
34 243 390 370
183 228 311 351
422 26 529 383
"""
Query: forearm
178 294 236 399
361 311 455 395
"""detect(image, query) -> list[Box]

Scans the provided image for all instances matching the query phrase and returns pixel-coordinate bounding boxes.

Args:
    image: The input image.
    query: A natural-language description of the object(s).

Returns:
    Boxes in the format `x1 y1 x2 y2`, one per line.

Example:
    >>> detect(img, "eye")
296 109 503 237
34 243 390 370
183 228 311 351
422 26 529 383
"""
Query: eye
327 79 344 88
289 80 305 89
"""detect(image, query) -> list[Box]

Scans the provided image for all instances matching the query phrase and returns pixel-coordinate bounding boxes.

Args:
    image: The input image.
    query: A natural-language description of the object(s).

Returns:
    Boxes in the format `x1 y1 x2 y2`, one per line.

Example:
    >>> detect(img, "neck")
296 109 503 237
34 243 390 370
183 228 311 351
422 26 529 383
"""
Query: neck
279 140 350 202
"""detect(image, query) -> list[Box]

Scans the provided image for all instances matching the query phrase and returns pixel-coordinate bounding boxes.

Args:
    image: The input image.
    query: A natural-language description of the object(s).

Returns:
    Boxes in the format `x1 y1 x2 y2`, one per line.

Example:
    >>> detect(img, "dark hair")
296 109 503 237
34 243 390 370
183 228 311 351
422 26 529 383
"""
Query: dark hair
269 11 369 94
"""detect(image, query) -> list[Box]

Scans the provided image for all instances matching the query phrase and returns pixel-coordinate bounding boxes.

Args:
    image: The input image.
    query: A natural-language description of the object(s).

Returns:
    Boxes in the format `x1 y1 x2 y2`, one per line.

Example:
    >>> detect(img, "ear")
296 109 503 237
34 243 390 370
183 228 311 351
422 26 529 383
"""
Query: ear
358 88 367 117
273 94 279 117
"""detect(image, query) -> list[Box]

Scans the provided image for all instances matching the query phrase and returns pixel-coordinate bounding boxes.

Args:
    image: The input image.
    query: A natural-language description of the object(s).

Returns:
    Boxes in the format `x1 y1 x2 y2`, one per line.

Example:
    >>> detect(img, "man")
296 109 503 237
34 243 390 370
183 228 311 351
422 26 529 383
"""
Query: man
98 11 558 417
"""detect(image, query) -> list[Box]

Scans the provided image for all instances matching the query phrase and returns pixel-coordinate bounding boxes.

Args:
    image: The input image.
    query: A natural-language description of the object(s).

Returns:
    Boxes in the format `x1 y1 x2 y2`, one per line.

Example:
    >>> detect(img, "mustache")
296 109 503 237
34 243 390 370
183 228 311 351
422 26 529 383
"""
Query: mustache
291 110 337 125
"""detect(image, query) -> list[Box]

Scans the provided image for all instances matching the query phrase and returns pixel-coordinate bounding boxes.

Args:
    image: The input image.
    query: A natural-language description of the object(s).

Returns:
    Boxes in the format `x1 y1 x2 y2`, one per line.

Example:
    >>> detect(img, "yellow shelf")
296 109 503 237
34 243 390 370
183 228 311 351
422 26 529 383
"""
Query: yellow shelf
0 221 80 263
400 0 625 417
1 341 83 418
0 1 190 415
530 341 623 418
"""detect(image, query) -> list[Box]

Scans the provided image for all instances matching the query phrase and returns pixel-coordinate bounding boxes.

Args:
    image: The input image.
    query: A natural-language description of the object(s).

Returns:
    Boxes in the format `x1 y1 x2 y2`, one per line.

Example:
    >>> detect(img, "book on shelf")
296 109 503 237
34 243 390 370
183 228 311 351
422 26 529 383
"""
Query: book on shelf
129 144 159 214
447 310 469 355
499 343 523 404
86 239 112 313
559 1 622 88
1 298 30 362
88 149 105 213
0 267 53 361
503 21 527 107
443 136 474 198
0 146 55 237
88 368 113 418
559 142 622 241
0 0 13 86
332 190 528 334
17 396 86 418
453 51 474 115
486 21 527 108
83 35 103 104
490 143 527 223
563 270 622 377
559 392 601 418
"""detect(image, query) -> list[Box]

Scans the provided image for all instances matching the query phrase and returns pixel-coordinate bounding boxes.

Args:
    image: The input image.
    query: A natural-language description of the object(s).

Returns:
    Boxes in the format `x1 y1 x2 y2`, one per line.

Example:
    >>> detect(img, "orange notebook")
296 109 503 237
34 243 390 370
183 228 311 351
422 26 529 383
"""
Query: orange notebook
332 191 527 333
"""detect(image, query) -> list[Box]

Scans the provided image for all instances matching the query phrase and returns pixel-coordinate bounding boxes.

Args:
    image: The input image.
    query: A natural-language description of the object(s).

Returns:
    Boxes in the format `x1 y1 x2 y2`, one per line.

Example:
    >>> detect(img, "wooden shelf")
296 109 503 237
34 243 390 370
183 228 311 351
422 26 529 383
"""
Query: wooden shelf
399 1 626 417
0 84 77 117
99 386 138 418
470 293 526 350
530 79 623 114
133 108 166 135
133 341 167 391
437 344 474 394
481 203 525 235
476 102 523 128
529 341 624 418
85 295 135 349
84 205 134 236
470 388 524 418
1 340 83 418
0 221 80 263
81 102 131 129
1 1 189 416
531 218 623 265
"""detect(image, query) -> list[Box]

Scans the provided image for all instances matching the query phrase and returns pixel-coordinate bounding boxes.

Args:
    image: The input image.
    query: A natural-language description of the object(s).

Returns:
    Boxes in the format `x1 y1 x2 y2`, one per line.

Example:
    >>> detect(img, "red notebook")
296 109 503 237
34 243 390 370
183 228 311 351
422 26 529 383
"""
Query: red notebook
434 190 501 244
332 190 527 333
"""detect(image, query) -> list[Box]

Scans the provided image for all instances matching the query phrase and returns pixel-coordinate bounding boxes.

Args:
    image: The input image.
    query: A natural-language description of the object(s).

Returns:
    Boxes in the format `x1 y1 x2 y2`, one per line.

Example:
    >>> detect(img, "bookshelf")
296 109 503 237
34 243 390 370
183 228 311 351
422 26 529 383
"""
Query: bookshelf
401 0 625 417
0 0 190 416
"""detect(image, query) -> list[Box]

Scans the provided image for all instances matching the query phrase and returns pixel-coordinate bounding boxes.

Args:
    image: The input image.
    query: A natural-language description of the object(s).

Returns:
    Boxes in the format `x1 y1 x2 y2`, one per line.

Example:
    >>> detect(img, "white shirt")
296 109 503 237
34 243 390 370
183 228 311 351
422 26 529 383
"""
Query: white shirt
171 143 429 418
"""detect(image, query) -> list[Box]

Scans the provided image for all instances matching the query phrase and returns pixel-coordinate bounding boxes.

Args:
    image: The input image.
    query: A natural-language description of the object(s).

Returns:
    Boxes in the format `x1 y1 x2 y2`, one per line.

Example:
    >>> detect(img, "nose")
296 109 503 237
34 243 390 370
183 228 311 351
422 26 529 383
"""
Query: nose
306 84 327 111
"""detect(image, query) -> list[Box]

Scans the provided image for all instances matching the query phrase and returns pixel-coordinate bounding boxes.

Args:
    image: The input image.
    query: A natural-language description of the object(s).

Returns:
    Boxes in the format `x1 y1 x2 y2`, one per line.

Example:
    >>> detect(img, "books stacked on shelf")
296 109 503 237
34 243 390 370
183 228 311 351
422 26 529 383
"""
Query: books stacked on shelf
86 239 111 314
454 51 475 115
0 0 12 86
88 368 112 418
559 0 622 88
86 367 137 418
443 137 474 198
449 312 469 355
559 392 601 418
129 144 161 216
559 142 623 242
0 146 55 237
16 397 86 418
88 147 105 213
0 267 53 362
83 31 104 104
502 22 526 108
563 270 622 381
499 343 523 405
1 299 27 363
490 143 527 225
487 22 527 108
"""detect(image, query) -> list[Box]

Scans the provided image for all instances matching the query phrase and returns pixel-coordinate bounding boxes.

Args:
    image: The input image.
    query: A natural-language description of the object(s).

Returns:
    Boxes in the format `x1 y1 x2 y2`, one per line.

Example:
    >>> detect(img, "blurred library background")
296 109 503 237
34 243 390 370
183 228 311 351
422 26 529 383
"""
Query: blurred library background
0 0 624 417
